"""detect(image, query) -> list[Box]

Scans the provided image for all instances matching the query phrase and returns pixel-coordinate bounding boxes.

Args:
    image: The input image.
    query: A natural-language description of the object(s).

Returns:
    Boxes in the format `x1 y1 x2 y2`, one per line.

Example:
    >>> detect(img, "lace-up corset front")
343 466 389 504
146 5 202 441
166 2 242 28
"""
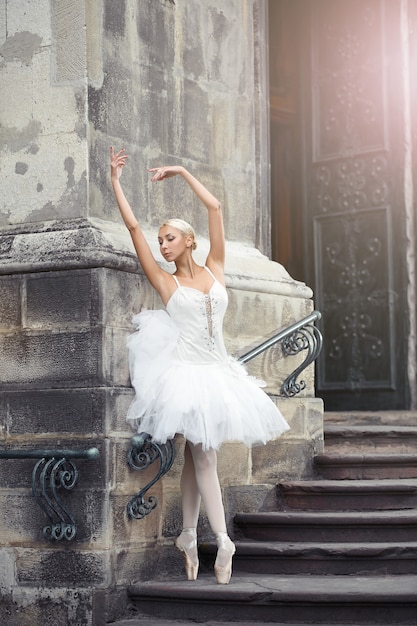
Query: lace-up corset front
166 267 228 364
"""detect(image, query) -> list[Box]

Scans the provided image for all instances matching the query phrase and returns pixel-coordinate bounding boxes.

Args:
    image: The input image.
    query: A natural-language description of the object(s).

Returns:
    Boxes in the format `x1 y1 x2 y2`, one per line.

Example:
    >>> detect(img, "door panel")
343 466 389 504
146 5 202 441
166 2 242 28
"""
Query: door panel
305 0 409 409
314 205 395 392
269 0 411 409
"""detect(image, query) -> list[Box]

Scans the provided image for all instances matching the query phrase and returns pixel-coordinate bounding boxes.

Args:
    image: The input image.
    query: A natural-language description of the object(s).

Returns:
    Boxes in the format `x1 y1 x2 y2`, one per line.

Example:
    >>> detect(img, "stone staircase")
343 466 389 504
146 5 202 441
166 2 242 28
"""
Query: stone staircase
118 412 417 625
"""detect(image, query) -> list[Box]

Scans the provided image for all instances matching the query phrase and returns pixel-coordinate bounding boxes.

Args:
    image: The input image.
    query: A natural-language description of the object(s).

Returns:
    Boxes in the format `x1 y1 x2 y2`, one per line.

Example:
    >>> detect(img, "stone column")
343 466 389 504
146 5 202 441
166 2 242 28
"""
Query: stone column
0 1 322 623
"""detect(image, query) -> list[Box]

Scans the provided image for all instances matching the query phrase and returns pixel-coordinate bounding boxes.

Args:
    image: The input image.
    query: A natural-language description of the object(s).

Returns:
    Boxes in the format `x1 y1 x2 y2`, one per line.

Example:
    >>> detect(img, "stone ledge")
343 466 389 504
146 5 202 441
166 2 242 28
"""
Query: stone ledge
0 218 313 299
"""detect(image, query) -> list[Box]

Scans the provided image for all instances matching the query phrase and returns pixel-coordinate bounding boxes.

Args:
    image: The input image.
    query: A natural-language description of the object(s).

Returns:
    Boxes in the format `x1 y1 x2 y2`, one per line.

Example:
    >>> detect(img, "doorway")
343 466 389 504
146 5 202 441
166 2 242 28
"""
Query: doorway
268 0 411 410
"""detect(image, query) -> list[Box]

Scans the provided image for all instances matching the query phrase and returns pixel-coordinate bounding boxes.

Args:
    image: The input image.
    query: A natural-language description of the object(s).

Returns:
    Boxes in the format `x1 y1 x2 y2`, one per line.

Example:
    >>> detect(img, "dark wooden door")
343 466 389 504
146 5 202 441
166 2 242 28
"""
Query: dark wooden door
269 0 412 410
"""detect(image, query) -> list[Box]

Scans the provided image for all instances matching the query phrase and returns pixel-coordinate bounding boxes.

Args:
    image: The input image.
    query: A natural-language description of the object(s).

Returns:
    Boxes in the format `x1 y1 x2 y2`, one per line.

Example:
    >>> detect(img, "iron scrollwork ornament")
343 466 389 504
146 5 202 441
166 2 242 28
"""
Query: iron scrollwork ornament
0 447 99 541
32 457 79 540
281 323 323 397
127 433 175 520
239 311 323 398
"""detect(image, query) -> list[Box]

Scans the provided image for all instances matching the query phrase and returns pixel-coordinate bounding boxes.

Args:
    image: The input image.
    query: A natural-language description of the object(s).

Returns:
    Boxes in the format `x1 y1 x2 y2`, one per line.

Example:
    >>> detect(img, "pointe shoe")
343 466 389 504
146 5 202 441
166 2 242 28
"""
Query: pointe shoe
214 532 236 585
175 528 199 581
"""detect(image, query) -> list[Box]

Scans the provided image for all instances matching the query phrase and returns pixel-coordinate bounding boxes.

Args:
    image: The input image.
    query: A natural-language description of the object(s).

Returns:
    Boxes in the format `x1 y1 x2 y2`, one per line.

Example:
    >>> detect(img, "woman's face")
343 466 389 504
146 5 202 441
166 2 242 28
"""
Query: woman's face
158 225 191 262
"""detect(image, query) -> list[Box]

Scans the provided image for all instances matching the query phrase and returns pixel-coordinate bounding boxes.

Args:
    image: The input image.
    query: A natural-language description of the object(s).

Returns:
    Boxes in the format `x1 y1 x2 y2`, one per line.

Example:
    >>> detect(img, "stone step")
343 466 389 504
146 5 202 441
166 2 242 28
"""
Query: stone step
234 510 417 543
199 540 417 575
314 453 417 479
324 411 417 426
111 612 394 626
128 574 417 624
276 479 417 510
111 614 376 626
324 425 417 454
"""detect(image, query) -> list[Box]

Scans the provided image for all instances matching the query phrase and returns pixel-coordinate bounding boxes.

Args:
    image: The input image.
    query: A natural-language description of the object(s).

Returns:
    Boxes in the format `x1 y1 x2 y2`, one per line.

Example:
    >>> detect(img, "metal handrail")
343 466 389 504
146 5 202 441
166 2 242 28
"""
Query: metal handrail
239 310 321 363
0 447 99 541
0 448 99 459
239 310 323 397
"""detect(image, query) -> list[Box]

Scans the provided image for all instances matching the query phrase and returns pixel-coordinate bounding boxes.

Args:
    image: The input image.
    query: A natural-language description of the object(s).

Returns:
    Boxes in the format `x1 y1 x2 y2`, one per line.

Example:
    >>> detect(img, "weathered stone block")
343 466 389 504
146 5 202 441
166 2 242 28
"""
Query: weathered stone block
165 435 186 481
102 269 155 327
273 396 324 441
6 0 52 47
0 394 6 437
19 586 94 626
250 397 323 482
0 329 102 388
0 590 70 626
25 270 99 328
0 487 107 546
0 276 22 329
0 491 46 544
104 0 126 38
251 439 316 483
51 0 86 84
3 388 106 435
104 326 131 385
183 80 210 162
307 398 325 441
0 457 42 488
92 586 129 626
274 397 308 439
0 548 15 594
16 547 111 586
110 492 162 548
2 385 136 439
114 543 183 584
160 487 183 539
224 484 276 528
217 442 251 486
107 387 134 433
89 61 135 144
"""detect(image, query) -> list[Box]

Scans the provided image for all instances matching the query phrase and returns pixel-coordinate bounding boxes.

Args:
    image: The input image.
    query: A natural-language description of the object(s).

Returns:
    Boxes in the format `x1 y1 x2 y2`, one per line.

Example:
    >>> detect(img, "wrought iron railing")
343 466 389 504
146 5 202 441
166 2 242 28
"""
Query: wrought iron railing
127 310 323 520
239 310 323 396
127 434 175 520
0 447 99 541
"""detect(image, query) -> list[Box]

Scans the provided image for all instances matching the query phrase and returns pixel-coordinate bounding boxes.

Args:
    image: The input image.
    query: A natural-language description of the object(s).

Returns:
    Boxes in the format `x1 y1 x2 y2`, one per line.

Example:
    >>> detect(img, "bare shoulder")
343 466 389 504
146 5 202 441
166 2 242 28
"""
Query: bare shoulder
206 258 225 287
153 269 178 306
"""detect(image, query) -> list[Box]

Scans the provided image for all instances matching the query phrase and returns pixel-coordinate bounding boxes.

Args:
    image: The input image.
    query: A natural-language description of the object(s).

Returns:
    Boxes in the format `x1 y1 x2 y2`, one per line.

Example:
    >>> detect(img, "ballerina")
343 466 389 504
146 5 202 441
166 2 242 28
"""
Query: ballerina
110 147 290 584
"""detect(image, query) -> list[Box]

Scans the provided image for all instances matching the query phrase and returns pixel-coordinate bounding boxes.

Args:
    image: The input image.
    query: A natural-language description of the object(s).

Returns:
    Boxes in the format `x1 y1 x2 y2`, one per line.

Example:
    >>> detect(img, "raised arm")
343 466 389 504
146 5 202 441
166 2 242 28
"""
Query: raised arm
149 165 225 275
110 147 170 299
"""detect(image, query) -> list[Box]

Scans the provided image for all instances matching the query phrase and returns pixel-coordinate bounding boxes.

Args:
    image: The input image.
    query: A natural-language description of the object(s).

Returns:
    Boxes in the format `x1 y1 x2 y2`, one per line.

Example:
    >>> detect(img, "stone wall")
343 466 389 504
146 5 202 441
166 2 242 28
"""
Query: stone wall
0 1 323 624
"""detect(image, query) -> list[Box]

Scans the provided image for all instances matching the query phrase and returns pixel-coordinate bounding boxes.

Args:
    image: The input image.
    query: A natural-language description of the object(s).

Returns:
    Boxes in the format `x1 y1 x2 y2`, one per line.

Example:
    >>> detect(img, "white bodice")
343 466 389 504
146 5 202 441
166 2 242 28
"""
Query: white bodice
166 267 229 364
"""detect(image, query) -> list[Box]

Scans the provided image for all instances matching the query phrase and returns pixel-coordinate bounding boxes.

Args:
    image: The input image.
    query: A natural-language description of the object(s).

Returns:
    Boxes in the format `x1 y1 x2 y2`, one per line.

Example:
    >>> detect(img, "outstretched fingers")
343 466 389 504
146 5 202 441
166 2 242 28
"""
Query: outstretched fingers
110 147 129 181
110 146 128 167
148 165 182 182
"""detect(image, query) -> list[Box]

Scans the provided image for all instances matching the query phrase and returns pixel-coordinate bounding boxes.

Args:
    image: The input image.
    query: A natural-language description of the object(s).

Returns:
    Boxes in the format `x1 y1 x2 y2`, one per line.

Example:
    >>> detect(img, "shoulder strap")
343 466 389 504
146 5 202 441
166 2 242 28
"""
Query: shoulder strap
204 266 216 280
172 274 180 288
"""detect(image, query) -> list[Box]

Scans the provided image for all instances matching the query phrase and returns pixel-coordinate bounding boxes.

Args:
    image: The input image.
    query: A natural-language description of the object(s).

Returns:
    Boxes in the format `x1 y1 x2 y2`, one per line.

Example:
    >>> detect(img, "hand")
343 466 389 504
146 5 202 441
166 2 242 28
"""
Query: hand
110 147 128 181
148 165 184 182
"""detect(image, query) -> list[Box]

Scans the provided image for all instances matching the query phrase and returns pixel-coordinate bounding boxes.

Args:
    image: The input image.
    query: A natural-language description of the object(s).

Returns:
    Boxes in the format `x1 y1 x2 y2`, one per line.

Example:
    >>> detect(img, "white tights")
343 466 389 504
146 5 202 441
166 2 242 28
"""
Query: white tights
180 441 227 534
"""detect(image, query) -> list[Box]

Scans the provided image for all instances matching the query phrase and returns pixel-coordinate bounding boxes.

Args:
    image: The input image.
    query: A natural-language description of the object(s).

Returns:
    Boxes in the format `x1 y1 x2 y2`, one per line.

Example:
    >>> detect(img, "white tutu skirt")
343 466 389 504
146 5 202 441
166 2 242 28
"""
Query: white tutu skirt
126 310 290 451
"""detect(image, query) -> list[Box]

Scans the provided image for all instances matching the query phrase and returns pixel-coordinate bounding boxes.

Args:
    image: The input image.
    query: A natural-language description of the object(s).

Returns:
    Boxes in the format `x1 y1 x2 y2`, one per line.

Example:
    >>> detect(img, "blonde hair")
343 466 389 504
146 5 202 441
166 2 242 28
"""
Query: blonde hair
161 218 197 250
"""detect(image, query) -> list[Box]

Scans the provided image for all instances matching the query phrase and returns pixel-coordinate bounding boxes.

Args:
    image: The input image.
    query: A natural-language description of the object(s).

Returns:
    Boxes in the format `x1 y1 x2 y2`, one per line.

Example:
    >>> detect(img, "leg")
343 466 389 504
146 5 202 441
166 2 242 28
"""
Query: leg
188 443 235 584
187 443 226 533
175 442 201 580
180 441 201 528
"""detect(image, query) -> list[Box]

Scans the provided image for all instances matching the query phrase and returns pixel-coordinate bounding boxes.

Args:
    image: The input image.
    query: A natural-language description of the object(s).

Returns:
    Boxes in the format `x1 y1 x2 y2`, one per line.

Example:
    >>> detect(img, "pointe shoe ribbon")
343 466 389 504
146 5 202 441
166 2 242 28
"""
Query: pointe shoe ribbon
175 528 199 581
214 532 236 585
